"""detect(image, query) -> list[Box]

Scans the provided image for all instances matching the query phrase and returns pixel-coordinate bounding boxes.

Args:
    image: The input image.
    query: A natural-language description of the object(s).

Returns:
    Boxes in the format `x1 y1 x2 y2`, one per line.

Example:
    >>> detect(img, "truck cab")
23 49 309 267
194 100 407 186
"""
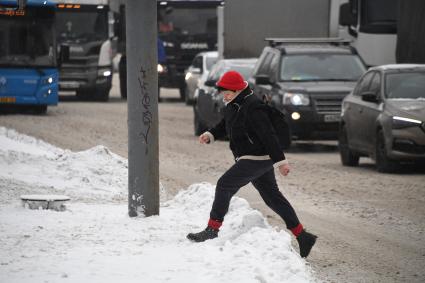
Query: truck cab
0 0 59 114
116 0 221 101
54 0 113 101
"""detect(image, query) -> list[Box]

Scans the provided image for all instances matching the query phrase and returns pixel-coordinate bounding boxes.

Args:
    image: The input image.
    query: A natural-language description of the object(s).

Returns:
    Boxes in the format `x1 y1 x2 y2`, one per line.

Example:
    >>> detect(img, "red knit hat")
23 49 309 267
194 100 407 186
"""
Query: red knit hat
216 71 248 91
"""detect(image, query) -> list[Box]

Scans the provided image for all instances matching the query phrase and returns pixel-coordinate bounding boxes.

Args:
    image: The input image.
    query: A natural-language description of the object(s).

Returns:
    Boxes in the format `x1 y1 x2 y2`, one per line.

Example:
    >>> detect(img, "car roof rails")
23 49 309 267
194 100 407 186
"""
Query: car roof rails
265 37 352 47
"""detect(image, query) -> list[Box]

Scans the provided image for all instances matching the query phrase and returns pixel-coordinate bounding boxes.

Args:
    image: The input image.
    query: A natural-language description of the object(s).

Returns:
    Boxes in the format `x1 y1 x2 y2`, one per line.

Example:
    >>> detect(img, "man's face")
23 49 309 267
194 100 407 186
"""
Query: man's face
220 89 239 103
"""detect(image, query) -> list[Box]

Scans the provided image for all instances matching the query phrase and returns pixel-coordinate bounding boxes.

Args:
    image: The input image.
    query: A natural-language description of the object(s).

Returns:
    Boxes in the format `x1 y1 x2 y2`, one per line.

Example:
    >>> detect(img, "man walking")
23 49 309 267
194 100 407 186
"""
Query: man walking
187 71 317 258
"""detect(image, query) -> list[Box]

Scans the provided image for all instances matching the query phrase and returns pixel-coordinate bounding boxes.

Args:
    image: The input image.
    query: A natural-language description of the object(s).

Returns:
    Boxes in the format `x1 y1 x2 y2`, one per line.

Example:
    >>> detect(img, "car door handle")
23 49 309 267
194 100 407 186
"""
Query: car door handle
358 107 363 113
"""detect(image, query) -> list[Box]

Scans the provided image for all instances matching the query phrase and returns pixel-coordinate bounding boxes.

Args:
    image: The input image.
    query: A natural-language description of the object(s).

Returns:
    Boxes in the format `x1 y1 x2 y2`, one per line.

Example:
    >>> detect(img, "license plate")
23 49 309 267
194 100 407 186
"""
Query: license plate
0 97 16 103
59 81 80 89
324 114 340 122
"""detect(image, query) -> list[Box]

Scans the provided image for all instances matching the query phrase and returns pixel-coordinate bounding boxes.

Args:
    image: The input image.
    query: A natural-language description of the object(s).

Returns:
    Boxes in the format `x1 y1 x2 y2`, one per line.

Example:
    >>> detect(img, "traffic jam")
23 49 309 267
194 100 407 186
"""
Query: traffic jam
0 0 424 282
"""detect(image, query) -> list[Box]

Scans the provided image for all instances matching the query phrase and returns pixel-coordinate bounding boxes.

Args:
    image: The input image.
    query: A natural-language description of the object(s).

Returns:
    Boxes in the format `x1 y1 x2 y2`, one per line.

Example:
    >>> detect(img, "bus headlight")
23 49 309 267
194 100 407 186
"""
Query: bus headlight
283 92 310 106
43 77 54 84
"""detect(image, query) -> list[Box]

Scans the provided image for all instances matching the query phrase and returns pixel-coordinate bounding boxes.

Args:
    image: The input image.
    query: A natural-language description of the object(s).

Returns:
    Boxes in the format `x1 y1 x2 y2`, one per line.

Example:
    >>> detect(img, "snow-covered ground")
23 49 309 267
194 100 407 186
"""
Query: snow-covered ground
0 127 315 283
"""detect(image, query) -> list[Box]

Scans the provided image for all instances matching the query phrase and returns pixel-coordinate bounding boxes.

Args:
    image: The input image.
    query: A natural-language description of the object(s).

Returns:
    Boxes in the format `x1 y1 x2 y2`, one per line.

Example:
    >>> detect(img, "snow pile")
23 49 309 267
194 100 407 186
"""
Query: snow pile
0 127 127 202
0 127 315 283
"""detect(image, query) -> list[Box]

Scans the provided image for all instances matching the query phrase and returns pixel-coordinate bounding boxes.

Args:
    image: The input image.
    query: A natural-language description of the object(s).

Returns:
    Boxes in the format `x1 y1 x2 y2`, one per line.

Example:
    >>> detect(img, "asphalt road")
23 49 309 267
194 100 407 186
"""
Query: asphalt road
1 75 424 283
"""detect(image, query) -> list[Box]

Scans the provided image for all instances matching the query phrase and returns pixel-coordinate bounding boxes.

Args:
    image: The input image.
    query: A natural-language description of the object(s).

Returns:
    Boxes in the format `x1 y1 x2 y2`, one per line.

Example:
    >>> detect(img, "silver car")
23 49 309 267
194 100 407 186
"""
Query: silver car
184 51 218 105
339 64 425 172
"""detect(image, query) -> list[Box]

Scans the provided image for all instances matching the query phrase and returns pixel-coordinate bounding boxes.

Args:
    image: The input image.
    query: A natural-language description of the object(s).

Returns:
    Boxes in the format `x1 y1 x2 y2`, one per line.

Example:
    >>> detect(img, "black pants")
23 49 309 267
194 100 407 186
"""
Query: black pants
210 159 300 229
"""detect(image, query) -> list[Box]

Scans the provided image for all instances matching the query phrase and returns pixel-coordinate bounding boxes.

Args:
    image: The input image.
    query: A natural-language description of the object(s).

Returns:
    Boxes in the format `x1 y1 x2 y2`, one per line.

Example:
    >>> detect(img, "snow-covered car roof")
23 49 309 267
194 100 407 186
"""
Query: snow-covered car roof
371 64 425 71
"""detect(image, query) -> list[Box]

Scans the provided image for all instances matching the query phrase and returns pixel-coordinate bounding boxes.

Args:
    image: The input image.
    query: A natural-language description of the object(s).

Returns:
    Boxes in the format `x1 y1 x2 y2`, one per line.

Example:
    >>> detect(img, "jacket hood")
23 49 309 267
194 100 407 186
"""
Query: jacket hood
385 98 425 121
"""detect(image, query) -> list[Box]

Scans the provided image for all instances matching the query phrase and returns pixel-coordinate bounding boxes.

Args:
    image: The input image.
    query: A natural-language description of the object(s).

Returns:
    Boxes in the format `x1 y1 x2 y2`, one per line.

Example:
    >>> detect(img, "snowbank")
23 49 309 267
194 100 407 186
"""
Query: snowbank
0 127 315 283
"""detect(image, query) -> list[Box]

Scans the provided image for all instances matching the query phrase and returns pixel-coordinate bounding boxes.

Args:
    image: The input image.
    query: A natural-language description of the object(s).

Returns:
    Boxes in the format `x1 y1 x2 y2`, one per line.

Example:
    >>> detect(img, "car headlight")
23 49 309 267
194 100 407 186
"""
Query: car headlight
185 72 192 81
392 116 422 129
98 68 111 77
283 92 310 106
157 64 166 73
163 41 174 48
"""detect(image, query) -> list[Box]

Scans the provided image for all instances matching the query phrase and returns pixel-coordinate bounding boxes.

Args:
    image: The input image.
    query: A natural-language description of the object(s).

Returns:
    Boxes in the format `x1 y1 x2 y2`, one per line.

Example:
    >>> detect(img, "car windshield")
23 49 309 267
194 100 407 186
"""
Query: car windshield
56 9 108 43
280 54 366 81
385 72 425 99
0 8 55 67
208 62 256 81
205 56 218 71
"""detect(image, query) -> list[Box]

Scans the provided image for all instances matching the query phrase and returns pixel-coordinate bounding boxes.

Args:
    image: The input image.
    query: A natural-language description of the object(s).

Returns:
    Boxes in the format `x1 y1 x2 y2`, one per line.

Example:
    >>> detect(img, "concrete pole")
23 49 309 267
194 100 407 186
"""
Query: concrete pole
127 0 159 217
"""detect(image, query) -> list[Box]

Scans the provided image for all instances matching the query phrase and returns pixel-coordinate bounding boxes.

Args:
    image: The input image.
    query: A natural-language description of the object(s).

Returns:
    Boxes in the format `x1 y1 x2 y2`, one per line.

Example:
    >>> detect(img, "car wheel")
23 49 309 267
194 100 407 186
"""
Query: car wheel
95 89 110 102
76 89 90 101
119 56 127 99
193 105 207 136
184 87 192 105
375 129 398 173
338 125 360 166
33 105 48 115
179 85 186 101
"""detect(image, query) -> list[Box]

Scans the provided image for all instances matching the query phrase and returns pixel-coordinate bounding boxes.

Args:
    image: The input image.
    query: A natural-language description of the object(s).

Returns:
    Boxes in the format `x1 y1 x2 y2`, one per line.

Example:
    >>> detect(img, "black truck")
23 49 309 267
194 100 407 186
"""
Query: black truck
116 0 221 100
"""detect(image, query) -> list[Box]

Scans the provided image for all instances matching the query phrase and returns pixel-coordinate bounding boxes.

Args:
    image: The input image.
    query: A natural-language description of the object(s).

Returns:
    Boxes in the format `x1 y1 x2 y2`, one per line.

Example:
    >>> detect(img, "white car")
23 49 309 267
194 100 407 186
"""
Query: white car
184 51 218 105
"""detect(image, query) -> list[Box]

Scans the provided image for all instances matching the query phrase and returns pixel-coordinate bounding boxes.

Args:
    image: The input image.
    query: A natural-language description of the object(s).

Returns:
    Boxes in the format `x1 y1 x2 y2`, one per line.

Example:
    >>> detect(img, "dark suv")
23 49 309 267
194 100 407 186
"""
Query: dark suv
249 38 367 144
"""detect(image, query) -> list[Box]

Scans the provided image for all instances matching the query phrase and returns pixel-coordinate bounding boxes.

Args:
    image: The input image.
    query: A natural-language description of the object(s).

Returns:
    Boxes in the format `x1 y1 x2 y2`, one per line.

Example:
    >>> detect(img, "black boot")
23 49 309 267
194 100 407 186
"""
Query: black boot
296 230 317 258
187 226 218 242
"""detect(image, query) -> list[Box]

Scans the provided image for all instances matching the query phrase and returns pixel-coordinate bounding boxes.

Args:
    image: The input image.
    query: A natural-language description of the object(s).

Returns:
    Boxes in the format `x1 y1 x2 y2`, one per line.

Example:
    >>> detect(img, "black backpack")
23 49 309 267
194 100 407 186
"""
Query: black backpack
266 104 291 150
243 99 291 150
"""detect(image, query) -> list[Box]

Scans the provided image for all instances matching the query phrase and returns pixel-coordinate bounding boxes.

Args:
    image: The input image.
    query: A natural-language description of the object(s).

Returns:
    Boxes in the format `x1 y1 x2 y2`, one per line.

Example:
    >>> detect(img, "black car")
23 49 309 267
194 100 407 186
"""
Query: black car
249 38 367 145
193 58 257 135
339 64 425 172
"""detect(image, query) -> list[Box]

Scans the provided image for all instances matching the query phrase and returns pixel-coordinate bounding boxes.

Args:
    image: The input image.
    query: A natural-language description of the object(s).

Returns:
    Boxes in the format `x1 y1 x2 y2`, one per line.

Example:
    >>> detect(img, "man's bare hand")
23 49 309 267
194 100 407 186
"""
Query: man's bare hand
199 133 210 144
278 163 290 176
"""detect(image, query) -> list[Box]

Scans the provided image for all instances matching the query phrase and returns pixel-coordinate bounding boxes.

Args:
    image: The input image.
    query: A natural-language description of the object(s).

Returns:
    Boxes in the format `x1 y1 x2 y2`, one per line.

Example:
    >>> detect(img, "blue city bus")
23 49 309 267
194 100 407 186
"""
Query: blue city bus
0 0 58 114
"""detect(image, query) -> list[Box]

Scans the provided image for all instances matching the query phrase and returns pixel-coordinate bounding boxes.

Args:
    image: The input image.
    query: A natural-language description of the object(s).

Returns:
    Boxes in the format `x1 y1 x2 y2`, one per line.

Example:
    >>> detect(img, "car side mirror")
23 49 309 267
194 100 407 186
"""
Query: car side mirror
204 79 217 87
255 75 272 85
361 91 379 103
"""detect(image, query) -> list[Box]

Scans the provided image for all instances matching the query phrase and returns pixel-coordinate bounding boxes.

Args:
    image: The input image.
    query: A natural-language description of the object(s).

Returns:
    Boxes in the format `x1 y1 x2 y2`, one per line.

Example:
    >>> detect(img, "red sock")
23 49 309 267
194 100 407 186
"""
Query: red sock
208 218 222 231
290 223 304 237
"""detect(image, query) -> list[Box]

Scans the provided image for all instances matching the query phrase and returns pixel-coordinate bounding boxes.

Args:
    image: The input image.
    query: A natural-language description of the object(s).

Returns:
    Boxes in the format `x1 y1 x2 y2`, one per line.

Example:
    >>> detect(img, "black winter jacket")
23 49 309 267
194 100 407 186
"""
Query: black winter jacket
208 87 286 164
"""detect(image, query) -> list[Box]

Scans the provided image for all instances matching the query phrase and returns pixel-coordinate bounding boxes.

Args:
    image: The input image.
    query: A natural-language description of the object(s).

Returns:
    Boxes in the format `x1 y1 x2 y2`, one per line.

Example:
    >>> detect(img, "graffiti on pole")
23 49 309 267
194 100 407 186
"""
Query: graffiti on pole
137 65 152 155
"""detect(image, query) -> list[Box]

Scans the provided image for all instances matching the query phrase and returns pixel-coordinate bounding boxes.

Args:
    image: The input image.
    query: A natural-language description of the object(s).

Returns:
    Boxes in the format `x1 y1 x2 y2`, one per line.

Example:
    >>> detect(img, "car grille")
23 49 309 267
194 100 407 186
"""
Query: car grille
312 93 349 114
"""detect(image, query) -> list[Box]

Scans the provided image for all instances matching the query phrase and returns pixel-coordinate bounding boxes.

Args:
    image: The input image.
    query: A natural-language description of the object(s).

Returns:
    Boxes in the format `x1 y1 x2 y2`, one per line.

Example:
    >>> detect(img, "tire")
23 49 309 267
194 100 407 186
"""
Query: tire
158 86 162 102
95 88 110 102
179 85 186 101
119 56 127 99
338 125 360 166
120 78 127 99
33 105 47 115
76 90 90 101
185 87 194 105
193 105 207 136
375 130 398 173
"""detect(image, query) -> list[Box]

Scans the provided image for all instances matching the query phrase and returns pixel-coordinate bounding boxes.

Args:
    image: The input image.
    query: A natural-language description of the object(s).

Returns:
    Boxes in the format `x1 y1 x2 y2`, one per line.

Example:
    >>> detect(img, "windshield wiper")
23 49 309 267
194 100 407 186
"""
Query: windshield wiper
281 78 357 82
320 78 357 81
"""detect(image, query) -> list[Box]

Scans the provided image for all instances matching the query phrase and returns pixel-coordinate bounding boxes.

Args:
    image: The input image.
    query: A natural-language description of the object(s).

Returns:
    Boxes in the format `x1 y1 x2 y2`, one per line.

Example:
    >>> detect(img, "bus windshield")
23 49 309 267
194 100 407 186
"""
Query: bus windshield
0 8 55 67
56 8 108 43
